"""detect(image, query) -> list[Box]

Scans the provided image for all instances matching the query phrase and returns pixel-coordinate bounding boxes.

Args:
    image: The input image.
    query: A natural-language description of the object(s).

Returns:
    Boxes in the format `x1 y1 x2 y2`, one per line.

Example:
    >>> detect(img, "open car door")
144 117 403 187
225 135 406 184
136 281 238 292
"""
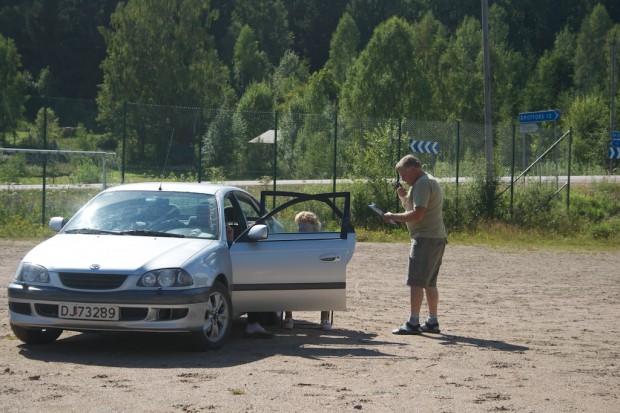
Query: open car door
229 192 356 313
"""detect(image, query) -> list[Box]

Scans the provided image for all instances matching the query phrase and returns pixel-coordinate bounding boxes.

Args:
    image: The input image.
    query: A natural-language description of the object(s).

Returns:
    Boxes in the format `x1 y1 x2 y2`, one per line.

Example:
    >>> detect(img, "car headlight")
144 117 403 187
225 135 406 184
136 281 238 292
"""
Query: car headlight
138 269 193 287
15 262 50 283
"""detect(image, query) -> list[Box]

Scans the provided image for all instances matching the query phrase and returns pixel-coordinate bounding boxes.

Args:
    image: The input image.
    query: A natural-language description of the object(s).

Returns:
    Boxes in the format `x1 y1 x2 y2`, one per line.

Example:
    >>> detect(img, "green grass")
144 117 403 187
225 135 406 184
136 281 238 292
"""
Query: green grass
357 222 618 251
4 221 616 252
1 182 618 252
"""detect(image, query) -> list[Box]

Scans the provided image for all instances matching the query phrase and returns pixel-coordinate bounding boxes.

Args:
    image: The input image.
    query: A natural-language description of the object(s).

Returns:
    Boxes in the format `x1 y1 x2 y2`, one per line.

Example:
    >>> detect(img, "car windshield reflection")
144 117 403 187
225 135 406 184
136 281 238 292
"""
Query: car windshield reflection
62 191 220 239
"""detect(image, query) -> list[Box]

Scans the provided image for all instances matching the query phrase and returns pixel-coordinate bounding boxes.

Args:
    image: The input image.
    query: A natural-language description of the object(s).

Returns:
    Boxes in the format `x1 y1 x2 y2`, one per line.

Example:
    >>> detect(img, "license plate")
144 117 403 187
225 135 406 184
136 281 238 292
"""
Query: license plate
59 303 119 320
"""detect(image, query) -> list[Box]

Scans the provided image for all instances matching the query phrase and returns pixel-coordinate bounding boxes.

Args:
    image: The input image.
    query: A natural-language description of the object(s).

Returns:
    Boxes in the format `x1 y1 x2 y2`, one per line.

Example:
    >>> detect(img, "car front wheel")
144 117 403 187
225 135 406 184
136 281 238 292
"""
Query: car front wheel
10 324 63 344
190 282 232 350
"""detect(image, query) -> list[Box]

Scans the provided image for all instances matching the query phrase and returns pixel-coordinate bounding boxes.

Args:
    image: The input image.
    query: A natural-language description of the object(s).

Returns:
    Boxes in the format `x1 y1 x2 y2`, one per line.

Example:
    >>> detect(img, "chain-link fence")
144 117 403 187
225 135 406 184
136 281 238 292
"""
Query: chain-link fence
1 96 574 226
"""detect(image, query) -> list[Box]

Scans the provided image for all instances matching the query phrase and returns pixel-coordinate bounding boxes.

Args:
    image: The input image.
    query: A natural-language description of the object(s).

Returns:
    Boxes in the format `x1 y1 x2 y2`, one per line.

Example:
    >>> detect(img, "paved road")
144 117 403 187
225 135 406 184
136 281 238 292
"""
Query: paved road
2 175 618 190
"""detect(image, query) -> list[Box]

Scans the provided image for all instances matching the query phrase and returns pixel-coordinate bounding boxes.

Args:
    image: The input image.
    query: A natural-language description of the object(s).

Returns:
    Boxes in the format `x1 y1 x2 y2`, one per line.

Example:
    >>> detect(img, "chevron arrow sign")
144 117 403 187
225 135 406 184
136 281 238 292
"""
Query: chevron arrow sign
409 139 439 154
609 147 620 159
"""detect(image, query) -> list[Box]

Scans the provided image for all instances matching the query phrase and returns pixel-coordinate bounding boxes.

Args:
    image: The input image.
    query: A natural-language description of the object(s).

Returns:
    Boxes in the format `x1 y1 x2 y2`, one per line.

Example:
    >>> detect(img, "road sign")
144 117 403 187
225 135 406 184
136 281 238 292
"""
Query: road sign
519 110 560 123
409 139 439 154
611 131 620 139
611 138 620 147
520 122 540 133
609 147 620 159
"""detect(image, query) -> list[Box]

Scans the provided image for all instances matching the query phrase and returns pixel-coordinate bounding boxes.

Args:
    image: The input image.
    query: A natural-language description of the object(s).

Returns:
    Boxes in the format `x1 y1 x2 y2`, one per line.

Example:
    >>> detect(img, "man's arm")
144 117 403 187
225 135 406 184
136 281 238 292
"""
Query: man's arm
383 206 426 224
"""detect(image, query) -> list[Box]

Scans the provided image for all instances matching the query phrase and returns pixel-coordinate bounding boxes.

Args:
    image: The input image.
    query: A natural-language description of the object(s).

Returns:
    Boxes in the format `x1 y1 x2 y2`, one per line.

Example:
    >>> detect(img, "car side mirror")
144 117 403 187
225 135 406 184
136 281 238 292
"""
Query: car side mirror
49 217 67 232
247 224 268 241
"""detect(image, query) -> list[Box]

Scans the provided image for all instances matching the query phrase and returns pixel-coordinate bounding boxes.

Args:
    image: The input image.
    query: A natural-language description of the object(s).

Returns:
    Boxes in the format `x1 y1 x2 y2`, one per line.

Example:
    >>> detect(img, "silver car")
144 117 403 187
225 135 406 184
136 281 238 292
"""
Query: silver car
7 183 356 350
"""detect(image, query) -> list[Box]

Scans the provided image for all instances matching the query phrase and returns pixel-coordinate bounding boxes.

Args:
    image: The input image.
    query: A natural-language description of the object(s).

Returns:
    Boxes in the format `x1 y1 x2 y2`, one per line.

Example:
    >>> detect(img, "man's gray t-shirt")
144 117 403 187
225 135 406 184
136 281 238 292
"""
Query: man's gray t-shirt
405 173 447 239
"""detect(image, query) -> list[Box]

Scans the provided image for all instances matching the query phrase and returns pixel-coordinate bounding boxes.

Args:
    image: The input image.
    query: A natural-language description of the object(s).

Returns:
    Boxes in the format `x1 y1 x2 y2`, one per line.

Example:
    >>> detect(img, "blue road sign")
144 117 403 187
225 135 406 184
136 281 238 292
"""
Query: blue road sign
611 131 620 139
519 110 560 123
609 147 620 159
611 138 620 147
409 139 439 154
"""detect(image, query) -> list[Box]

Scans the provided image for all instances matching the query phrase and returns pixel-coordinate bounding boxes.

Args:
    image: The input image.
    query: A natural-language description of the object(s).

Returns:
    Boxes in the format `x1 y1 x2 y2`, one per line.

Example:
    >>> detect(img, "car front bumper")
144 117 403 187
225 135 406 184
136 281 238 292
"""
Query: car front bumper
7 282 214 333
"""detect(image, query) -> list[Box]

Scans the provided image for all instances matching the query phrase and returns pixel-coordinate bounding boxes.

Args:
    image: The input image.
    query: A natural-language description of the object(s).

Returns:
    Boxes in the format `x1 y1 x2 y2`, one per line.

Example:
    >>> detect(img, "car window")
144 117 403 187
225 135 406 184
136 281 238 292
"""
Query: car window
63 191 220 239
235 196 259 225
256 192 353 238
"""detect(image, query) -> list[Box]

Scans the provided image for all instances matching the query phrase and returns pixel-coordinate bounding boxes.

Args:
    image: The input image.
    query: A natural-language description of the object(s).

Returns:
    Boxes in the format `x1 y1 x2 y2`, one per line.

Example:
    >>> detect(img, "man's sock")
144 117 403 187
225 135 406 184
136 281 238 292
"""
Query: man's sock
408 314 420 326
426 315 438 325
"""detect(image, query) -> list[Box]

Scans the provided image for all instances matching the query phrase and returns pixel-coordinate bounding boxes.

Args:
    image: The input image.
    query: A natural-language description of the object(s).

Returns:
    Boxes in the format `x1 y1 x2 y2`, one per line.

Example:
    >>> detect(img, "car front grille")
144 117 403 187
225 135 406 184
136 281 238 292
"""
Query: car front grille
59 273 128 290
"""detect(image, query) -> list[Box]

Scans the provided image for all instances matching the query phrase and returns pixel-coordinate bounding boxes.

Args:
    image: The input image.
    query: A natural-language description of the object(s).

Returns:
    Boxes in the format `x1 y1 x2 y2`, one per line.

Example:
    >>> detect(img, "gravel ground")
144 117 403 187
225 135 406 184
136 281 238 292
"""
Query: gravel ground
1 240 619 413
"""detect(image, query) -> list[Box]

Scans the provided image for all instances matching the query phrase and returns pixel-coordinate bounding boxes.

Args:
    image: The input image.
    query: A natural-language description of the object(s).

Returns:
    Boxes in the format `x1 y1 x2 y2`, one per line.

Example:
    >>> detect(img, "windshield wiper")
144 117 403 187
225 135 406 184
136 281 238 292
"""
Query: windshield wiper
64 228 122 235
120 230 185 238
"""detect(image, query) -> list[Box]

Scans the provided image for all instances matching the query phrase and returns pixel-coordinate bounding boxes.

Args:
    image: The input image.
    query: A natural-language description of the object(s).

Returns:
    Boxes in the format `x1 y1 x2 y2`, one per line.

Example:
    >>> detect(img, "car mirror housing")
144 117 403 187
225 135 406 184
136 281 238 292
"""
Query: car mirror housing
49 217 67 232
247 224 268 241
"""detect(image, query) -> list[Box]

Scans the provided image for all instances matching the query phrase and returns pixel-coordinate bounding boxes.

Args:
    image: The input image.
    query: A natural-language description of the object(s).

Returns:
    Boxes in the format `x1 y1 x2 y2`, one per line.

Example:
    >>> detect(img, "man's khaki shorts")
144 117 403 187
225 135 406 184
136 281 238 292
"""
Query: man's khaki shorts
407 237 447 287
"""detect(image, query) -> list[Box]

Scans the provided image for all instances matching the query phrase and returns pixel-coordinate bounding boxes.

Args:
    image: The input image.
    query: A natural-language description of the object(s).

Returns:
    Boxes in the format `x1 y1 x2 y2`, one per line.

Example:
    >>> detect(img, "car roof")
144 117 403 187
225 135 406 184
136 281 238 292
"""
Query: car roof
102 182 244 196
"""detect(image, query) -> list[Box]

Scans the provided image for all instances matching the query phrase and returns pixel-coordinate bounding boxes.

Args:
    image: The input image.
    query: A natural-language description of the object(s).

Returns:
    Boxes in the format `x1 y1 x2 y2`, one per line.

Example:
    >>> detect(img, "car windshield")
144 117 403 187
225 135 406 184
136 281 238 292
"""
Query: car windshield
63 190 220 239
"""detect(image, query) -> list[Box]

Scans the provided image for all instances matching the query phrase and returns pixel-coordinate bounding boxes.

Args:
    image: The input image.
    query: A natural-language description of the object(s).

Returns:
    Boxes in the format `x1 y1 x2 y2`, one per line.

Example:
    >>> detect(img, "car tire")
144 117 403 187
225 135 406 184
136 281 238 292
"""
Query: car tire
10 324 63 344
190 282 232 350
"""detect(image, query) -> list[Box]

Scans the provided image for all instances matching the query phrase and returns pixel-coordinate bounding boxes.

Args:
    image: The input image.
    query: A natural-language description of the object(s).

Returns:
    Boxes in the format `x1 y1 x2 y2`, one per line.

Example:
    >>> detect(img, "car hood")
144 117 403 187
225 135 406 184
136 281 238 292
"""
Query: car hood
21 234 216 273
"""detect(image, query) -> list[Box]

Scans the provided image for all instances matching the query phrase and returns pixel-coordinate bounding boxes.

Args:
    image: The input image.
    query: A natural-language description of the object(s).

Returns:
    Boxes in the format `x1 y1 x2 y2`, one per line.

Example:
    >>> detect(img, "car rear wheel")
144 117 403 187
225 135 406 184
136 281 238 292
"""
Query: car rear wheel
190 282 232 350
10 324 63 344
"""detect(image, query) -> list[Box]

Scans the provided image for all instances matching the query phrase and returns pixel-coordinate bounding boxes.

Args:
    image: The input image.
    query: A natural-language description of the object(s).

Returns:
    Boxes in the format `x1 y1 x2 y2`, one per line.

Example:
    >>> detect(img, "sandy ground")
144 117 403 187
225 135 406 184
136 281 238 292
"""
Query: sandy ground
0 240 619 413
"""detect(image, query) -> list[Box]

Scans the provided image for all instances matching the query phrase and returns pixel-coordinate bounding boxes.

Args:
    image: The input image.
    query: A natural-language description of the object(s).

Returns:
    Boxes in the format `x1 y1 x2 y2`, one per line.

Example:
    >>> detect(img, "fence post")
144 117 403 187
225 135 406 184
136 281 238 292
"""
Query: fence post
121 101 127 183
41 96 48 225
272 112 278 195
332 111 338 194
455 120 460 223
510 124 516 219
567 128 572 212
397 117 402 163
395 118 402 210
101 155 107 190
198 108 204 183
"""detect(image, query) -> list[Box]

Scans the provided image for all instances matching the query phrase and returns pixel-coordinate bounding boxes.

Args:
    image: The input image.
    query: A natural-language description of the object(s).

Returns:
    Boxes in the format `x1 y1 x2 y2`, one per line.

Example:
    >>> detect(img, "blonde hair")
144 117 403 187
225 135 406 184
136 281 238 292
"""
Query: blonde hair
295 211 321 231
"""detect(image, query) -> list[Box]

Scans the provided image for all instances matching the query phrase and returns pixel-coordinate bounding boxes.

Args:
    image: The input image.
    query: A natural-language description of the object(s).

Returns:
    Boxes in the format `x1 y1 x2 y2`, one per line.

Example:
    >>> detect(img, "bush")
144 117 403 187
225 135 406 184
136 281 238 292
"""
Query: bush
74 158 101 184
0 153 28 183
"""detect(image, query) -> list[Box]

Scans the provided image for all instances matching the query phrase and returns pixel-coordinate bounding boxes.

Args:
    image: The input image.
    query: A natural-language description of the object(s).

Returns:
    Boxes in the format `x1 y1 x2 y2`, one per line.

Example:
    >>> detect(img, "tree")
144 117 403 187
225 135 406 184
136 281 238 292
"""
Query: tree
272 50 309 111
0 34 25 144
565 93 609 169
340 16 430 120
345 0 425 50
438 16 483 123
233 25 270 97
232 82 275 178
325 13 360 88
0 0 118 99
574 4 613 95
97 0 232 163
411 12 449 121
488 4 528 124
523 27 576 111
291 69 340 178
285 0 349 73
229 0 292 66
202 99 236 175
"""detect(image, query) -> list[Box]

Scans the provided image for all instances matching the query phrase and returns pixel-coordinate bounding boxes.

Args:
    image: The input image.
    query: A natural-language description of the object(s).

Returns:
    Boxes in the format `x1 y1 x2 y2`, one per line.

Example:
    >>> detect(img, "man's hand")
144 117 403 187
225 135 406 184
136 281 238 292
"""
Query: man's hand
383 212 396 224
396 186 407 198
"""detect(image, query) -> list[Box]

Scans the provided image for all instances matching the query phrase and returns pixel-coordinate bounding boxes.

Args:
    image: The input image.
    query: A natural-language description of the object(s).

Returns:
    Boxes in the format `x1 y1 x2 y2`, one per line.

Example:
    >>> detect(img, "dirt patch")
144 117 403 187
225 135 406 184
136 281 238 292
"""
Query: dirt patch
1 240 619 412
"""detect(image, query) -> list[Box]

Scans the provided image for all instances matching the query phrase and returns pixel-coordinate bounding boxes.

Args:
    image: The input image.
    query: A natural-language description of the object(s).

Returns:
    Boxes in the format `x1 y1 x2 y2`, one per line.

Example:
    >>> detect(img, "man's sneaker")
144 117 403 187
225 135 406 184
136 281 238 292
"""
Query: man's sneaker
392 321 422 335
321 320 332 331
420 321 441 333
283 317 294 330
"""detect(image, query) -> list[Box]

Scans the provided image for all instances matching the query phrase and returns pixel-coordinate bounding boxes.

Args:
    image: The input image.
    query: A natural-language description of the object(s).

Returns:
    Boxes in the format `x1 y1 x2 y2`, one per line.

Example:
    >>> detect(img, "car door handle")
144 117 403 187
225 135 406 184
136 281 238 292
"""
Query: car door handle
320 254 341 262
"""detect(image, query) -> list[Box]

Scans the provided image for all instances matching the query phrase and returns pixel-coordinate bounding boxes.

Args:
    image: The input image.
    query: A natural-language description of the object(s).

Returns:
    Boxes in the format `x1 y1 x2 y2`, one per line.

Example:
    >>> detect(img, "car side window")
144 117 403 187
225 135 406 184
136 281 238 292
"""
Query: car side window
237 198 259 225
255 192 353 239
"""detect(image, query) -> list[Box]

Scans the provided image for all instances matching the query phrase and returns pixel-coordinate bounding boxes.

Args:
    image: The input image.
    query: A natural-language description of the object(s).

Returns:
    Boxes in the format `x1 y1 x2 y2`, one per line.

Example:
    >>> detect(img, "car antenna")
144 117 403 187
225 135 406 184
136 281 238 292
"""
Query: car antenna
159 129 174 191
